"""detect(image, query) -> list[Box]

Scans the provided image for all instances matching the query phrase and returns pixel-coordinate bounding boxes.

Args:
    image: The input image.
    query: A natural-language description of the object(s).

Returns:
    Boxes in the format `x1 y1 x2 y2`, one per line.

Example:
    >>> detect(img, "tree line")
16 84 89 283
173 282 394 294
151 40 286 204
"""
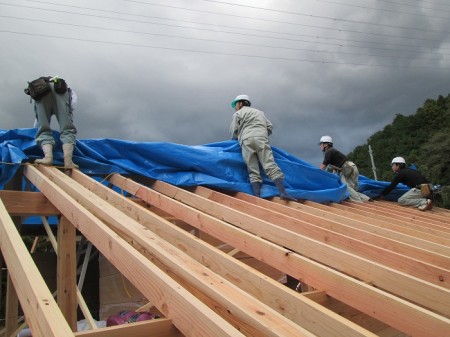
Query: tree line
348 93 450 209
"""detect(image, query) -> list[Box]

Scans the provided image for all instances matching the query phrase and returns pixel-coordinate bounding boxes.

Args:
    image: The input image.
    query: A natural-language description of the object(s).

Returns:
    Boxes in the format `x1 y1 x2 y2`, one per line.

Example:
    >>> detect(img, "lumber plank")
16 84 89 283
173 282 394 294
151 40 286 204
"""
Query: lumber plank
236 192 450 268
289 199 450 257
192 186 450 288
75 318 183 337
125 178 450 337
23 165 245 337
149 181 450 317
57 216 78 331
0 191 59 215
327 202 450 244
32 166 315 337
73 171 377 337
0 200 75 337
41 216 97 329
344 200 450 227
5 274 19 337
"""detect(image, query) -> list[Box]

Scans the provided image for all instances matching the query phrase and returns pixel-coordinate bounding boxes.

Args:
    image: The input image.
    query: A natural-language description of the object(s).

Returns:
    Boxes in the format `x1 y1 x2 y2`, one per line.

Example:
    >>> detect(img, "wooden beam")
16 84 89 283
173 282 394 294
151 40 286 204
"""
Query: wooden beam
342 200 450 228
236 192 450 268
192 186 450 288
290 199 450 256
75 318 183 337
31 166 315 337
23 165 246 337
0 191 59 215
5 273 19 337
0 200 75 337
72 170 376 337
41 216 97 329
119 177 449 337
150 181 450 317
57 216 78 331
326 202 450 246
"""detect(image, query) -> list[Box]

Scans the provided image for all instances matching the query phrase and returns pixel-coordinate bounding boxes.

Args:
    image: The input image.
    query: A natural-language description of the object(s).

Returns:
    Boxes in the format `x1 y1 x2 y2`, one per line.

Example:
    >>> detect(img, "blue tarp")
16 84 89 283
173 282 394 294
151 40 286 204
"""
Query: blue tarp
0 128 408 203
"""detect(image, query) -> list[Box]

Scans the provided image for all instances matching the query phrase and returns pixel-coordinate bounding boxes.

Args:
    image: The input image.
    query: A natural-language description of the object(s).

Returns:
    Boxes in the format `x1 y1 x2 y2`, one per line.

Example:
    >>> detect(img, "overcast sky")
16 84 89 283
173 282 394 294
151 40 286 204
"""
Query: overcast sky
1 0 450 166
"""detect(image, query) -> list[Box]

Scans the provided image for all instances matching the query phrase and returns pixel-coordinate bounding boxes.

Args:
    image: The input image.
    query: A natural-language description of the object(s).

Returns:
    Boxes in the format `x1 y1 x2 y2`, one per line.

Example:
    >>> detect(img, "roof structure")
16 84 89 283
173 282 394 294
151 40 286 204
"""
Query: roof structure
0 165 449 337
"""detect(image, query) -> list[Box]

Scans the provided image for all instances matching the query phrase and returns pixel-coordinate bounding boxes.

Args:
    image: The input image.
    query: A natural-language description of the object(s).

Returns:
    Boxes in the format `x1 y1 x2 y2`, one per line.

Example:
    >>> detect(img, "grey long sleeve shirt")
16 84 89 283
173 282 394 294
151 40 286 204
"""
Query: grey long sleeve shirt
229 106 273 143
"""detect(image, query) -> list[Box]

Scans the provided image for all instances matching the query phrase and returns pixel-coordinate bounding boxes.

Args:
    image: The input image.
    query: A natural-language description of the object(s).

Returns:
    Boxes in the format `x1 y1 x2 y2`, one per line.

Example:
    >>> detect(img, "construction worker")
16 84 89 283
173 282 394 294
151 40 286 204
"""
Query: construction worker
34 88 77 127
380 157 432 211
319 135 370 202
230 94 296 201
28 76 78 168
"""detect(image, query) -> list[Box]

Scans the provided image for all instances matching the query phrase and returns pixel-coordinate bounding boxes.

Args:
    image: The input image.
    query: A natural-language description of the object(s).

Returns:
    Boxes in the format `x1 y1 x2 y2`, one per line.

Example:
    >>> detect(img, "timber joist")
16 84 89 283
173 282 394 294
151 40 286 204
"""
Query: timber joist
0 165 449 336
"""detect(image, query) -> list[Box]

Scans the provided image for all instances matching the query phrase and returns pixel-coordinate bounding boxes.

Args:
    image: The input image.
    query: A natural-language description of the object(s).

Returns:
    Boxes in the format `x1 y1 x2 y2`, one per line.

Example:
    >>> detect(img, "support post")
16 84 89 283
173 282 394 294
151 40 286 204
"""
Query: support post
5 273 19 337
57 216 77 331
368 145 378 181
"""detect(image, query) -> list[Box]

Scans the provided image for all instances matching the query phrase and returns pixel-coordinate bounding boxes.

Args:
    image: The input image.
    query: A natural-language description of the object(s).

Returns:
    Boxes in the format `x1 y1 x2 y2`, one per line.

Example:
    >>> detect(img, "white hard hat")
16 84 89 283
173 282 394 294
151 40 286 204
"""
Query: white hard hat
391 157 406 165
319 135 333 144
231 94 250 108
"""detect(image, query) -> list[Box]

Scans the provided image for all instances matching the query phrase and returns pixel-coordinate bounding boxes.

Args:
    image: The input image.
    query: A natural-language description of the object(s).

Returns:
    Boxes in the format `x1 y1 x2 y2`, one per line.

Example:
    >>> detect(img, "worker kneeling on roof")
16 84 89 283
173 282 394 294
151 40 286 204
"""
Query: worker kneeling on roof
380 157 433 211
319 135 371 203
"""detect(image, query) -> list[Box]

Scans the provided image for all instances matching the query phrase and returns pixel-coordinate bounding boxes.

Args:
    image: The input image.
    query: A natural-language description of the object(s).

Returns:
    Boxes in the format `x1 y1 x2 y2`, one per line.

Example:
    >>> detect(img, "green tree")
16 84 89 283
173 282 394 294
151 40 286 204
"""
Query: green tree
347 93 450 208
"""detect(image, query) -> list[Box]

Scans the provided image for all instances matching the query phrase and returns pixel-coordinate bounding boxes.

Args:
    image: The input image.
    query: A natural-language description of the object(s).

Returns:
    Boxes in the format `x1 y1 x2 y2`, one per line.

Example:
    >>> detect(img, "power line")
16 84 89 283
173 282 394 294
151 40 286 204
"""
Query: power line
311 0 450 18
20 0 450 37
359 0 450 11
153 0 450 32
2 2 449 52
1 29 448 70
2 14 446 61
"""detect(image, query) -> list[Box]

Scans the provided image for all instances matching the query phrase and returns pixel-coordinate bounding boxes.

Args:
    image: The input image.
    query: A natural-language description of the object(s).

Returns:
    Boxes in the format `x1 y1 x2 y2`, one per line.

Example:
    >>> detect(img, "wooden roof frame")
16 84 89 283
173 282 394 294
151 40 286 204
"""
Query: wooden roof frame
0 165 448 336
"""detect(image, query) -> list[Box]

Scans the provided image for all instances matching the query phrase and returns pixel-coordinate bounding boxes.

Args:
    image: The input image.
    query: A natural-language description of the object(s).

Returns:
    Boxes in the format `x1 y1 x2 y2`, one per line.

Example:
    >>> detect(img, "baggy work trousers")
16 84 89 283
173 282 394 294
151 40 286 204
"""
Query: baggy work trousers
240 136 284 183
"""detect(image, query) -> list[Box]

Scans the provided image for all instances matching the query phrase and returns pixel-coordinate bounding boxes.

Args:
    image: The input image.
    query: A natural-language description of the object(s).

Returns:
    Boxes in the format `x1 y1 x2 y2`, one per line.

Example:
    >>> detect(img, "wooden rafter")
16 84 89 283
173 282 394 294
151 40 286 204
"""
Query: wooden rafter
0 165 449 337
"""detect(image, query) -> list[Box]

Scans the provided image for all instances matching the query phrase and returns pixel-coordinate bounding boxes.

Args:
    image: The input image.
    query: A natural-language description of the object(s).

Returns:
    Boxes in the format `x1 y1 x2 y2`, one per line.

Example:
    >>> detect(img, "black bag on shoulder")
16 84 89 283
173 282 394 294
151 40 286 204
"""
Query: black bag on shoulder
24 77 51 101
53 78 67 94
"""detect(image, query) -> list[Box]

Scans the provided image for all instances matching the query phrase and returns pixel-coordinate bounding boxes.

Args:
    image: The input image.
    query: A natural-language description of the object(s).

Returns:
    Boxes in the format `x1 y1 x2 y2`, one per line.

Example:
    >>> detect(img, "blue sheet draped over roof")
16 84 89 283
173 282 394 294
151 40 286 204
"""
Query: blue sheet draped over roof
0 128 407 202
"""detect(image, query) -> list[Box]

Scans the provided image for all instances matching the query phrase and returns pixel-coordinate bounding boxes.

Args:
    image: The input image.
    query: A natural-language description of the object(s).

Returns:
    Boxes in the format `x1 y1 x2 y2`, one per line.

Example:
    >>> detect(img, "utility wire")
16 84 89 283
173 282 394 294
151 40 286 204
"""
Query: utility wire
2 2 449 50
350 0 450 11
20 0 450 36
2 14 447 59
1 29 448 70
311 0 450 18
128 0 450 32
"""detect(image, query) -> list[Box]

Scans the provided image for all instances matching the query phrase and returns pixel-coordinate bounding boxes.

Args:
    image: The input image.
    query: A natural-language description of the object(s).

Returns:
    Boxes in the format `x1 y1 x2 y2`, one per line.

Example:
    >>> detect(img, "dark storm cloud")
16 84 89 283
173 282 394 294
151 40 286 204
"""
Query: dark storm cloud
1 0 450 166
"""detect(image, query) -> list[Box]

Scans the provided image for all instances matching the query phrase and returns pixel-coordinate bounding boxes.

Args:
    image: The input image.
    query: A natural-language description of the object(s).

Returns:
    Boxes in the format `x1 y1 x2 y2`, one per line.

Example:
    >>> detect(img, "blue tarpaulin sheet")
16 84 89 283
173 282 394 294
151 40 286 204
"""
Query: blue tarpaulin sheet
0 128 408 203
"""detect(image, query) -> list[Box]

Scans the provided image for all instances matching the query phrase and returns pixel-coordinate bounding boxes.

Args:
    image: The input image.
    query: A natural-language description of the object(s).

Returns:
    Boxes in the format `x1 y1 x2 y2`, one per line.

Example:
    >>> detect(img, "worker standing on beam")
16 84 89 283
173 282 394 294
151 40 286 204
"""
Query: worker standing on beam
230 94 296 201
318 135 371 202
25 75 78 168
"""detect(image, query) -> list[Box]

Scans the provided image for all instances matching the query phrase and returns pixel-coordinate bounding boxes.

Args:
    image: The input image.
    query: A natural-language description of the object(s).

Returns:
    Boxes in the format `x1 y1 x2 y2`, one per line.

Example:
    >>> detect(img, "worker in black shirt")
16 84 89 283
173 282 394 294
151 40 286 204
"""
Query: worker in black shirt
319 135 370 202
381 156 432 211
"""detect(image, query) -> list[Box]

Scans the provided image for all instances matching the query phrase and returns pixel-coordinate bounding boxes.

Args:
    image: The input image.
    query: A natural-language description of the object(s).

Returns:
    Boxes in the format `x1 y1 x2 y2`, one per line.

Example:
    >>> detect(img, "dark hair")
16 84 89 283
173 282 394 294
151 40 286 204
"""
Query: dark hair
241 100 251 107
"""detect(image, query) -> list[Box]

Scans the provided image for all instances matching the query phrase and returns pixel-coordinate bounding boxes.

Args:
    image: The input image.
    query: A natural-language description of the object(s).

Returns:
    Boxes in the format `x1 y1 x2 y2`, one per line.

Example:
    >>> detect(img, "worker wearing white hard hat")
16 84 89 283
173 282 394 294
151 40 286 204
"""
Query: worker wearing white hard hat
380 157 432 211
318 135 371 203
229 94 296 201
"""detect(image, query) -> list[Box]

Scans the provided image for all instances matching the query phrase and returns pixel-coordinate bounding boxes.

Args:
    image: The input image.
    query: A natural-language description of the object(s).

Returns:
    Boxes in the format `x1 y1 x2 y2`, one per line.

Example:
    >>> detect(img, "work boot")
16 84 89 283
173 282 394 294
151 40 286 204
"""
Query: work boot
418 199 432 211
251 182 261 197
63 143 79 169
35 144 53 165
274 178 297 201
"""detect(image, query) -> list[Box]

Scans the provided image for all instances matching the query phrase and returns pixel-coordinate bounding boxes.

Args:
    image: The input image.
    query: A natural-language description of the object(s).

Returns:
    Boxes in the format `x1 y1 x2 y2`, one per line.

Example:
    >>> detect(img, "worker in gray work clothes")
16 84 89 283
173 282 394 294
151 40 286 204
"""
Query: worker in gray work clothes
25 75 78 168
34 87 77 128
319 135 370 202
230 94 296 201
